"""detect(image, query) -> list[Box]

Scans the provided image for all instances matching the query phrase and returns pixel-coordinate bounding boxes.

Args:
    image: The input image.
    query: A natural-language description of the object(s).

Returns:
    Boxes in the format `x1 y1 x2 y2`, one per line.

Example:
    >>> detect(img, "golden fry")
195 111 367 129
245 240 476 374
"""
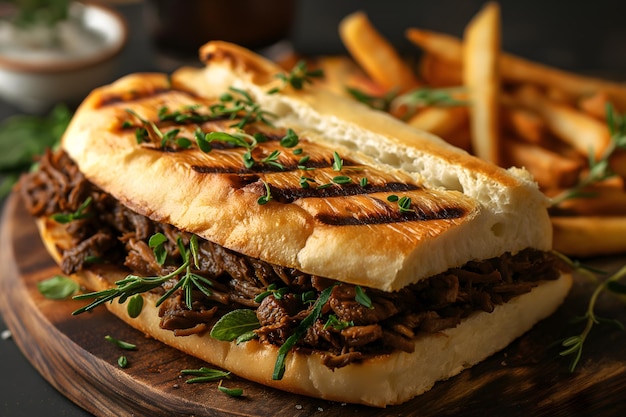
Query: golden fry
551 185 626 216
552 216 626 257
500 104 546 144
407 106 469 138
463 1 501 165
513 85 611 159
310 55 383 97
417 53 463 87
407 27 626 110
339 11 419 92
406 28 463 63
503 138 583 190
578 91 610 120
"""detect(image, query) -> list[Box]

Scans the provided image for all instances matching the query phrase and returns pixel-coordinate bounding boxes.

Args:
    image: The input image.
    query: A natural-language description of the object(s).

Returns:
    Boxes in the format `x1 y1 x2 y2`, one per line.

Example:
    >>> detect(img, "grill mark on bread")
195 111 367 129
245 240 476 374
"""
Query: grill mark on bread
247 180 418 203
315 204 467 226
98 88 468 227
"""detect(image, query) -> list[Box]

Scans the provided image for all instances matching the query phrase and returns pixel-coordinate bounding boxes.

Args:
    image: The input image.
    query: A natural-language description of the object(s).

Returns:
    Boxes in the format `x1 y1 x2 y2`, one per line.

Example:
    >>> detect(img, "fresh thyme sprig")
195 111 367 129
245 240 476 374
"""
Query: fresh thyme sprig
257 180 273 205
216 87 276 129
181 367 231 384
346 87 397 112
50 196 93 224
390 87 467 119
347 86 467 118
387 194 415 213
558 257 626 372
273 284 336 380
126 109 192 149
159 88 276 130
551 102 626 207
72 234 213 315
126 87 276 149
268 60 324 94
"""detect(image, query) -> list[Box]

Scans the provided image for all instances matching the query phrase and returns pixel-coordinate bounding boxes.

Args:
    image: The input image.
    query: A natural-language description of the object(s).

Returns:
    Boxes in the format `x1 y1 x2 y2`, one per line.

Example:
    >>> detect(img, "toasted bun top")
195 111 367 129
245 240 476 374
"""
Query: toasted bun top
61 41 551 291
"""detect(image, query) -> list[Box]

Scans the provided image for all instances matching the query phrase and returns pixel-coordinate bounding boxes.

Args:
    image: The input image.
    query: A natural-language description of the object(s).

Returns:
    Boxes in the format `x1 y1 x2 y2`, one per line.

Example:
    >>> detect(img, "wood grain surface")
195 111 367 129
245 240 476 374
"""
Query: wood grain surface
2 192 626 417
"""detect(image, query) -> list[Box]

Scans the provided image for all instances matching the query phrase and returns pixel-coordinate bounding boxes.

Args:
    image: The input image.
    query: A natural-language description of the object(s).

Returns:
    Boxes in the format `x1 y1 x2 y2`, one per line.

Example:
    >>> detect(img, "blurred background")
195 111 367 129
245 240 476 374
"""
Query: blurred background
1 0 626 416
0 0 624 116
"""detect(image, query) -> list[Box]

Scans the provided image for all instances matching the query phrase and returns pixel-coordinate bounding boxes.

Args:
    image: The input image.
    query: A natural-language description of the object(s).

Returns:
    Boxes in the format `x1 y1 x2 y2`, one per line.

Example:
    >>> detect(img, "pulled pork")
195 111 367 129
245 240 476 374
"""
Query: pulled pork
19 149 566 369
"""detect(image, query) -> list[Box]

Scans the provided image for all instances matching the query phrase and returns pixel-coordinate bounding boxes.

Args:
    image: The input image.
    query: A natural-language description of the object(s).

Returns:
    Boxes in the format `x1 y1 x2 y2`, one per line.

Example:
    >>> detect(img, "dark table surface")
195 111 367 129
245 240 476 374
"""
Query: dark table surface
2 1 626 416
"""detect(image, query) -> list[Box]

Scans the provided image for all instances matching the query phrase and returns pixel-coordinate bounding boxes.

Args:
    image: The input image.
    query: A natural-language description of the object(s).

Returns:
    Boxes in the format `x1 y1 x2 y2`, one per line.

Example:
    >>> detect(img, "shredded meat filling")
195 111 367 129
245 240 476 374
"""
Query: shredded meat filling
19 149 567 369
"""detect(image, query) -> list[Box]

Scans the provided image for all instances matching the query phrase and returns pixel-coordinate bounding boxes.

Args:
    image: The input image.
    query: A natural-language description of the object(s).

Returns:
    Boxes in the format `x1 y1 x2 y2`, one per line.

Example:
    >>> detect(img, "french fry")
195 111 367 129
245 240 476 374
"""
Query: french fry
500 104 546 144
406 27 626 110
311 55 384 98
407 106 469 139
418 53 463 87
552 216 626 257
551 184 626 216
406 28 464 63
463 1 501 165
513 85 611 160
503 138 583 190
339 11 419 92
578 91 610 120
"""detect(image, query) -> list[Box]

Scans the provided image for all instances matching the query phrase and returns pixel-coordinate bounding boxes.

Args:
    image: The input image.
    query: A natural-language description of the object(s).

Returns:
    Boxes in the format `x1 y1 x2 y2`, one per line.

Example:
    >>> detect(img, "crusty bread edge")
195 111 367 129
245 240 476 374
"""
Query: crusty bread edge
38 217 572 407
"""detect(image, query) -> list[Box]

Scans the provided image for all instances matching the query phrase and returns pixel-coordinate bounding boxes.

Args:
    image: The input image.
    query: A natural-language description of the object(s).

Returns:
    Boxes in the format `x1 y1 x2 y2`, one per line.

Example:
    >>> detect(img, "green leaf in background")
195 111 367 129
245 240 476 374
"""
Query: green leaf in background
0 104 72 198
37 275 79 299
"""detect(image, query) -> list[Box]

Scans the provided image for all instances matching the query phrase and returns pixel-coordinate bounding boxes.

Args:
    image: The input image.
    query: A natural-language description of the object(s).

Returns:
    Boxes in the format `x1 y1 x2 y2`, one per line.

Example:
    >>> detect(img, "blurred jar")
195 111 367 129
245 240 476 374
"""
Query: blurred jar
147 0 295 59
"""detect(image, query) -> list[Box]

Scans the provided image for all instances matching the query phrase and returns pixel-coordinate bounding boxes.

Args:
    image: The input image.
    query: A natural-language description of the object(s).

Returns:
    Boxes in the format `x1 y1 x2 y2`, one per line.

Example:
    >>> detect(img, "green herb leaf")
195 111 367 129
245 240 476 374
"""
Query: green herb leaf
390 87 467 119
354 285 373 309
280 129 299 148
273 285 335 380
398 196 415 213
126 294 144 319
50 196 93 224
332 175 352 185
37 275 79 300
0 104 71 198
257 180 273 205
104 335 137 350
323 314 354 330
346 87 397 112
332 151 343 171
182 367 231 383
260 150 284 170
235 330 258 344
218 383 244 397
117 356 128 368
73 234 215 314
210 309 260 341
148 232 168 265
269 60 324 94
559 258 626 371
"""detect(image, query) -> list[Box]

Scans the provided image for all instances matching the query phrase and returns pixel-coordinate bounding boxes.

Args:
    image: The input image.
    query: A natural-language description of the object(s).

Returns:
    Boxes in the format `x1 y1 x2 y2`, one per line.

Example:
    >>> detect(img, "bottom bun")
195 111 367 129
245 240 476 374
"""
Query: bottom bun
38 218 572 407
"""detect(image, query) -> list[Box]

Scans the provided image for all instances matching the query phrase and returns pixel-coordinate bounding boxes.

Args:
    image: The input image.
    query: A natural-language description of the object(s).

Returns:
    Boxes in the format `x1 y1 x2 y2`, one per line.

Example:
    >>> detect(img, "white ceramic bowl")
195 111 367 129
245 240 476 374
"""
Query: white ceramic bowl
0 2 128 113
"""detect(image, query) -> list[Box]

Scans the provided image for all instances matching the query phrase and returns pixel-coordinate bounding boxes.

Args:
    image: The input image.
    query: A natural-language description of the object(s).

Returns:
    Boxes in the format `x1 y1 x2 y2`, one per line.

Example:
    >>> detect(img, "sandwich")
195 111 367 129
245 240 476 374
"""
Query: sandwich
18 41 572 407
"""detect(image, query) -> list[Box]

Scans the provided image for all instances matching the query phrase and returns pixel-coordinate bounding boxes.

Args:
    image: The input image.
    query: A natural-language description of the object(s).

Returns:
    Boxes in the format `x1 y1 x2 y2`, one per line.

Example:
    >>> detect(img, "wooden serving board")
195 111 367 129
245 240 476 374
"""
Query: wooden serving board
2 192 626 417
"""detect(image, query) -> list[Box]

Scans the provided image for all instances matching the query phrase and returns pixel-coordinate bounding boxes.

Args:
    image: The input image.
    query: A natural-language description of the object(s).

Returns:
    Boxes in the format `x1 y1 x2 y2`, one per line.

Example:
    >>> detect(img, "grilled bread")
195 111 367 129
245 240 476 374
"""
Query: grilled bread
63 41 552 292
21 41 572 407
